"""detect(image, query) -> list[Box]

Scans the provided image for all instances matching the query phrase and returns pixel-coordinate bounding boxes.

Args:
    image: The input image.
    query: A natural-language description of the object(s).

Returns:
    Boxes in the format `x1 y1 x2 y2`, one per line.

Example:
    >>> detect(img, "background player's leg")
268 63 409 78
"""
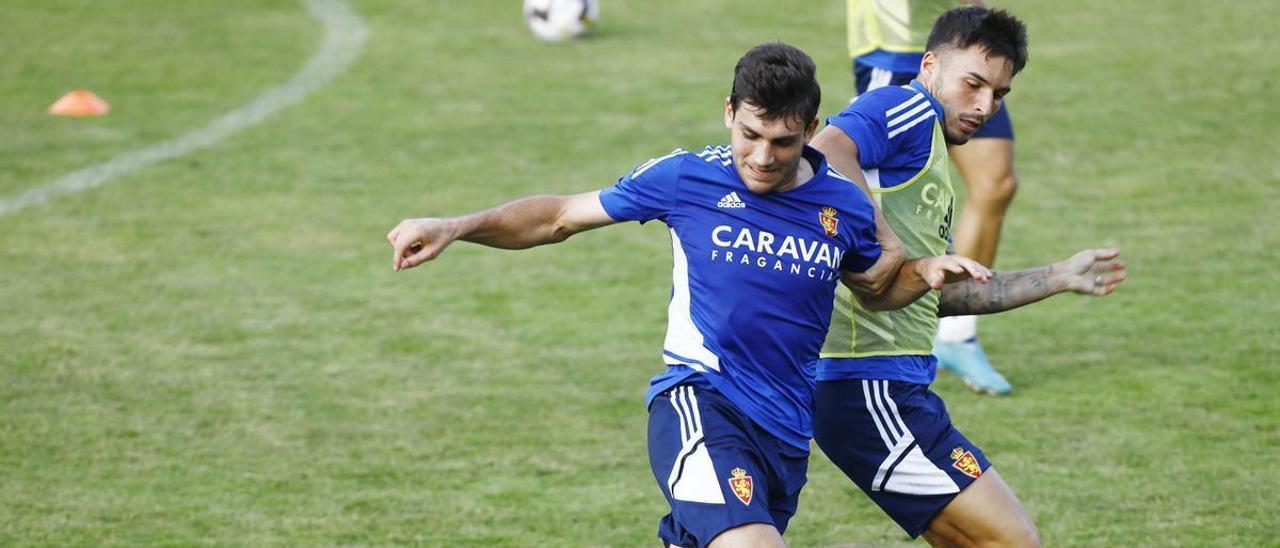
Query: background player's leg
936 136 1018 396
949 137 1018 267
924 468 1040 548
708 523 786 548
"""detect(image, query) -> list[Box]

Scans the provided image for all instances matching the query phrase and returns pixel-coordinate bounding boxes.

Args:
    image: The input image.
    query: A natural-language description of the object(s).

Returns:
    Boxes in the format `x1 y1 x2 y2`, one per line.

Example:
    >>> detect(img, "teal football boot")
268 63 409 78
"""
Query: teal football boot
934 339 1012 396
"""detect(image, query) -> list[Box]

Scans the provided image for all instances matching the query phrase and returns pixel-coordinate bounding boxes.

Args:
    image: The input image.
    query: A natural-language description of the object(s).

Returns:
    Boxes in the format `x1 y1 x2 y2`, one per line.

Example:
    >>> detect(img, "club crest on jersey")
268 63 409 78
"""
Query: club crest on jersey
950 447 982 479
727 467 753 505
819 206 839 237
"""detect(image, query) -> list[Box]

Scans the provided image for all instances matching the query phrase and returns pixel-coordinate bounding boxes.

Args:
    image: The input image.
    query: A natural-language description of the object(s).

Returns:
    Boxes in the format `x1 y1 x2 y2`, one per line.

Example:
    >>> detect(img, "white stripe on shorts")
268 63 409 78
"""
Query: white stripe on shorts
879 381 910 439
665 385 726 504
871 380 905 441
861 381 959 495
862 380 895 448
869 66 894 91
669 386 704 443
669 389 689 443
685 387 703 439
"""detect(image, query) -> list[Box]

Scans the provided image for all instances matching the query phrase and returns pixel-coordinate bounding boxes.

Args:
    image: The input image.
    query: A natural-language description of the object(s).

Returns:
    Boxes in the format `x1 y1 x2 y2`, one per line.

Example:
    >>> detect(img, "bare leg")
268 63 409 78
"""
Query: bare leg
948 137 1018 268
924 468 1040 548
935 137 1018 394
924 530 966 548
707 523 786 548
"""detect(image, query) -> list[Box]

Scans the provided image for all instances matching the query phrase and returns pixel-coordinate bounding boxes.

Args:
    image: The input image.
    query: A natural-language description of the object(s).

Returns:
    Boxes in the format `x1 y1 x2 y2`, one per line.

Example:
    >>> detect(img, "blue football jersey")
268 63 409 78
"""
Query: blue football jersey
828 80 942 192
599 145 881 450
818 80 949 384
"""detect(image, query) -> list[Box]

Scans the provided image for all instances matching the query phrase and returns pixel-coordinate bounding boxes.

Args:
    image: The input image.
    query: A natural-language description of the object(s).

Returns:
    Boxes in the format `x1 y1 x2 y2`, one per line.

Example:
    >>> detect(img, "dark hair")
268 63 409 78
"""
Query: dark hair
926 7 1029 75
729 42 821 124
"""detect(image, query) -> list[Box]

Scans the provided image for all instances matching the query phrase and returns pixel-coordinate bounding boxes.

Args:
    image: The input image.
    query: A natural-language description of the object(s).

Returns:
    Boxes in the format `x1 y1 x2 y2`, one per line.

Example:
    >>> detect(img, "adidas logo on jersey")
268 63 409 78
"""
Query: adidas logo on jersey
717 192 747 209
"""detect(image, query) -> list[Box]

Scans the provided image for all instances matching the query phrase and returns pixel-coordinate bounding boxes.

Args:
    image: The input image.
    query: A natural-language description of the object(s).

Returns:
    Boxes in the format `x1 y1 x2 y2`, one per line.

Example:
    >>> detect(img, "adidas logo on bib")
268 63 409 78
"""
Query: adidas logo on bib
717 192 746 209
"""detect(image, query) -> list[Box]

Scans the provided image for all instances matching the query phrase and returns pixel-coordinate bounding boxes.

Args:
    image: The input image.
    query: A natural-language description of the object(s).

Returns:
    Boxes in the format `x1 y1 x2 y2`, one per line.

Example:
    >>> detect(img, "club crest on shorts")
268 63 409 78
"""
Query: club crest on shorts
727 467 753 505
950 447 982 479
819 206 839 237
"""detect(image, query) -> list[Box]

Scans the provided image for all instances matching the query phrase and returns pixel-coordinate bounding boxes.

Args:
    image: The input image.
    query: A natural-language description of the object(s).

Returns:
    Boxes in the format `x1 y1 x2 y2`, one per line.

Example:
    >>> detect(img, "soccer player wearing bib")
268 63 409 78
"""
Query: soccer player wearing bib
849 0 1021 395
811 9 1122 546
387 43 989 548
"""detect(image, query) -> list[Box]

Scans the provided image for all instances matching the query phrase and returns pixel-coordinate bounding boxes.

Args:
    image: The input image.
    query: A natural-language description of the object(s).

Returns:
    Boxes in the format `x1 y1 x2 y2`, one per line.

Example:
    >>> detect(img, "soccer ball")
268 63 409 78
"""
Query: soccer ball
523 0 598 42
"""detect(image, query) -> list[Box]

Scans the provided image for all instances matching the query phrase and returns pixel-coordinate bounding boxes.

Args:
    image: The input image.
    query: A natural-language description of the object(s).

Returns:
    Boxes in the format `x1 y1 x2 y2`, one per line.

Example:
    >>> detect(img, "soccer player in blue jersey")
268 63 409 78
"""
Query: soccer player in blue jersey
848 0 1022 395
386 43 991 547
811 8 1125 547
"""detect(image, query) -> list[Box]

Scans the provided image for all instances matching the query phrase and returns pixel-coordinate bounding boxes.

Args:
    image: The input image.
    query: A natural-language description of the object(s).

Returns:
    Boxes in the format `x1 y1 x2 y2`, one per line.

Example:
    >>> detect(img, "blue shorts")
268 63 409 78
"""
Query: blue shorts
813 379 991 538
854 60 1014 140
648 381 809 547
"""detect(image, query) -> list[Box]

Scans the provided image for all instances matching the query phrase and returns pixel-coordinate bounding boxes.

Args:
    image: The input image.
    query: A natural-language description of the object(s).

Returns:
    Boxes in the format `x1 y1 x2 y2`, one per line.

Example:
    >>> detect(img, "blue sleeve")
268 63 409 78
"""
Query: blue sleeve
826 93 894 169
598 150 684 223
841 204 882 273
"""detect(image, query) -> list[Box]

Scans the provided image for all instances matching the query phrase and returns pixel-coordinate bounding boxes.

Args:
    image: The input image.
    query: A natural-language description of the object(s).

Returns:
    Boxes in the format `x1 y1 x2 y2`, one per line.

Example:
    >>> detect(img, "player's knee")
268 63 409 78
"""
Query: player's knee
992 173 1018 203
1010 527 1041 548
708 523 786 548
979 173 1019 203
966 172 1018 212
983 522 1040 548
1022 526 1043 548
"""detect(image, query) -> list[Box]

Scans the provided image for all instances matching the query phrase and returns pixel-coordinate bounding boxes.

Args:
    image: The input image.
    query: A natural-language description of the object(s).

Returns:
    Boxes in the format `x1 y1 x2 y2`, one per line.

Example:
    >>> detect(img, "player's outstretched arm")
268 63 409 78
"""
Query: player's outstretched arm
387 191 616 271
848 254 991 311
811 125 906 297
937 247 1127 316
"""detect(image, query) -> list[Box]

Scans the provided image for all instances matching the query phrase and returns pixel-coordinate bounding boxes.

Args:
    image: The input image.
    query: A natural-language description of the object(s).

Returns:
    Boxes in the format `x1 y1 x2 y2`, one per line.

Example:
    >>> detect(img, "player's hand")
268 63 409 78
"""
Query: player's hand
1058 247 1126 296
916 254 991 290
386 217 459 271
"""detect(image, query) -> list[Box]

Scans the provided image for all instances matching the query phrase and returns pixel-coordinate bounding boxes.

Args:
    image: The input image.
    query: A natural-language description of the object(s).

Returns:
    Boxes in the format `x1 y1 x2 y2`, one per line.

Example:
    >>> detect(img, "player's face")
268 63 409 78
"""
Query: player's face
919 45 1015 145
724 100 818 194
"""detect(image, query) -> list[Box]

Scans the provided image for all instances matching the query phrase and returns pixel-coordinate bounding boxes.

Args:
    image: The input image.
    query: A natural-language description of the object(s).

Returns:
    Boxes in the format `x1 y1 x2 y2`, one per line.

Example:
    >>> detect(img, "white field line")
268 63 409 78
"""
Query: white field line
0 0 368 217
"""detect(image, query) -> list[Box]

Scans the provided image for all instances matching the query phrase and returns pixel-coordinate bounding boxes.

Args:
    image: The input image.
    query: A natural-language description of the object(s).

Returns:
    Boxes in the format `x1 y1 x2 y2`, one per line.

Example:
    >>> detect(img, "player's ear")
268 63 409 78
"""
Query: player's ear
919 50 940 82
803 117 819 143
724 97 735 129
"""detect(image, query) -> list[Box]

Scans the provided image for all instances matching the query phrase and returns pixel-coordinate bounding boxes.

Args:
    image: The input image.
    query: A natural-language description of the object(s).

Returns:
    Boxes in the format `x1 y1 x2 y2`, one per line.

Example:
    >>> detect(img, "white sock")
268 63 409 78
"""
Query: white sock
936 315 978 343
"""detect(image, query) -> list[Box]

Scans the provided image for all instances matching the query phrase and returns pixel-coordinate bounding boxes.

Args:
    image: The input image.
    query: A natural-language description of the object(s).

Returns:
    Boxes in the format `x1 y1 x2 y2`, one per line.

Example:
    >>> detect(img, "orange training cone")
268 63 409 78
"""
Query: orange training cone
49 90 110 117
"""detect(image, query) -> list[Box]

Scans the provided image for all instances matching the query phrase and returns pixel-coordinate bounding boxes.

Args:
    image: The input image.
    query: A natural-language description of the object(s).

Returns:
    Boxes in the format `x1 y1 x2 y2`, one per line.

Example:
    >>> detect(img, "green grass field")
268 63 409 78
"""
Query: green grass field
2 0 1277 545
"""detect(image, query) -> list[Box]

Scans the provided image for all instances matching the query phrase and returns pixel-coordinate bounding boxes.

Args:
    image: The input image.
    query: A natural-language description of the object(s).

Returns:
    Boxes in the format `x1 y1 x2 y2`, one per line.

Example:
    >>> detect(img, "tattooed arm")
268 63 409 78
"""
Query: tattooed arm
938 248 1127 317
